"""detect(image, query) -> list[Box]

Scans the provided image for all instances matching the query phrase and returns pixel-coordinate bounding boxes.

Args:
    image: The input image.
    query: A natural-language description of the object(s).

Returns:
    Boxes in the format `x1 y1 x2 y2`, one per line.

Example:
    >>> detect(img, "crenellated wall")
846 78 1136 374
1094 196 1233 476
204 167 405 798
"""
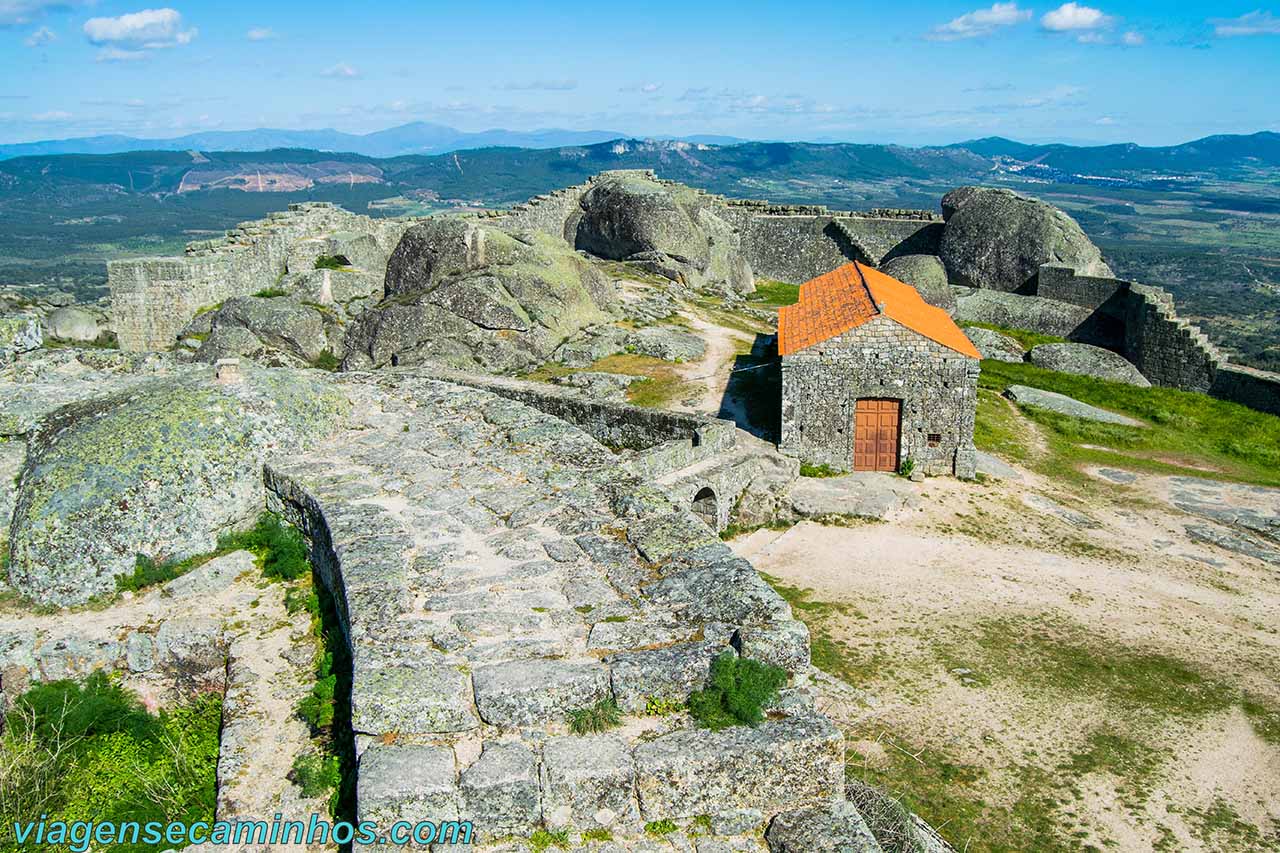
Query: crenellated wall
109 202 416 351
1033 263 1279 414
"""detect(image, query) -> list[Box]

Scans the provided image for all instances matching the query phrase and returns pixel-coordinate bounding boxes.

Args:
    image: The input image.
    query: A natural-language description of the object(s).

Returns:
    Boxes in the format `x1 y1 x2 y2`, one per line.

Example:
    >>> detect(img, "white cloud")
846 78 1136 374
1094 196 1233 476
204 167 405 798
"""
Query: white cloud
83 8 196 61
1019 84 1084 108
32 109 71 120
0 0 85 28
1095 116 1117 125
1041 3 1113 32
499 79 577 91
320 62 359 78
926 3 1031 41
1121 30 1145 45
246 26 274 41
24 23 53 45
1211 10 1280 37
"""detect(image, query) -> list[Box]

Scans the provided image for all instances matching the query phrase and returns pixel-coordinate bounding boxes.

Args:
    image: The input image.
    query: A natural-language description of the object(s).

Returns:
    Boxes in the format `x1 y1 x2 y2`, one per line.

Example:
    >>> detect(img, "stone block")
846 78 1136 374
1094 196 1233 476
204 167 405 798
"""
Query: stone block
472 659 610 727
459 741 541 840
608 641 725 713
733 620 811 675
541 733 637 829
358 744 459 841
765 802 883 852
634 713 844 819
352 662 479 735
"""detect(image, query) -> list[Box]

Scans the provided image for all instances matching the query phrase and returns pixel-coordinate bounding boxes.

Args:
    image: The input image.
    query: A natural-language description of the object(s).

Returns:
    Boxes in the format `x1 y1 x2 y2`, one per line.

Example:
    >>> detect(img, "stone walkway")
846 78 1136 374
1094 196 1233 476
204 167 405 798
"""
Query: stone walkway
263 373 862 851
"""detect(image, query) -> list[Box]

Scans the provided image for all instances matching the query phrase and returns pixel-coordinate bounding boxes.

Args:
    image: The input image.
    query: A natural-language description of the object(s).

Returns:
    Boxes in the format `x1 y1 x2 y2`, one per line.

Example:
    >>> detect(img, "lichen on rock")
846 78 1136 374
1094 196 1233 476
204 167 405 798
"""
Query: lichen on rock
7 365 350 607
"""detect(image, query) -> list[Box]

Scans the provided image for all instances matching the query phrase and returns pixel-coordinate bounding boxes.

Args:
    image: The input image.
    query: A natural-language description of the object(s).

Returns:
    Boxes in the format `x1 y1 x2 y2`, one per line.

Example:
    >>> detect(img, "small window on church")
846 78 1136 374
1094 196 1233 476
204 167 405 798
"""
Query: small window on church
928 433 942 447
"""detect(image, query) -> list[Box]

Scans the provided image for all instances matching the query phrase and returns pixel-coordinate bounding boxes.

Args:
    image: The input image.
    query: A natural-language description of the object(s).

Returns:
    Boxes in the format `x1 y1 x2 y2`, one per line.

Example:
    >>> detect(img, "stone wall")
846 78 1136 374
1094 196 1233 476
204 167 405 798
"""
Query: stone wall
109 202 415 351
419 367 736 462
1122 283 1223 393
780 316 979 478
1029 263 1280 414
1211 365 1280 417
717 209 943 284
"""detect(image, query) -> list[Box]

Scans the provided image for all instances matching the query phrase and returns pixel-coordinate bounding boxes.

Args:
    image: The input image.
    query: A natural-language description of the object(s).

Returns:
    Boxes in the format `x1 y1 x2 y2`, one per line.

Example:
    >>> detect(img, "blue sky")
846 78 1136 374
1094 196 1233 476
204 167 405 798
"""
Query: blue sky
1 1 1277 146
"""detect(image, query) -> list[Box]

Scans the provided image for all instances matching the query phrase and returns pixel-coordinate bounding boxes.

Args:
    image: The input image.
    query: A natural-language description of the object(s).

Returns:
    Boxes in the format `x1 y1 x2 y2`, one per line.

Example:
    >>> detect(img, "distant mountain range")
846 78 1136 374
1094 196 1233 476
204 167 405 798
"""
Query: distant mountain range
942 131 1280 176
0 123 750 160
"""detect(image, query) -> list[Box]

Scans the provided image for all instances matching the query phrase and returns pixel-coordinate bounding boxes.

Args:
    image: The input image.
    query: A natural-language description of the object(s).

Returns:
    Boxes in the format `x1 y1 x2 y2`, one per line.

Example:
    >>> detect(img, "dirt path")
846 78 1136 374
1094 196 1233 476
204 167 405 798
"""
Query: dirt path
674 311 752 416
733 469 1280 852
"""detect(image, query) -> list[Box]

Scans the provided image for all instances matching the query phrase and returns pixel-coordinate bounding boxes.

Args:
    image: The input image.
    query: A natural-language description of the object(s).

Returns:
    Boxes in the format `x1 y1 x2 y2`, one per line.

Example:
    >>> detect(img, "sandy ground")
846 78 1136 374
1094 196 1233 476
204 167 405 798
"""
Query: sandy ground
733 468 1280 851
674 312 753 417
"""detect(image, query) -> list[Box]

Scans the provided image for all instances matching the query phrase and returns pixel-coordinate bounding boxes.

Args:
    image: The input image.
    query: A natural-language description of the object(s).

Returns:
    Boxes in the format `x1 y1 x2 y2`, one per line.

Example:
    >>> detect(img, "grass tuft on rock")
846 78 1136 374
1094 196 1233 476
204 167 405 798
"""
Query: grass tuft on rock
688 651 787 731
567 697 621 734
218 512 310 581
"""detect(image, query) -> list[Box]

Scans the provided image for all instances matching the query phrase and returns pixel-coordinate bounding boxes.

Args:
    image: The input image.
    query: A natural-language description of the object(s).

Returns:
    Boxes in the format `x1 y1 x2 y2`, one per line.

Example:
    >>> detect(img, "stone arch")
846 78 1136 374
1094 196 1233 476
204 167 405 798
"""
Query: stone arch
691 486 718 529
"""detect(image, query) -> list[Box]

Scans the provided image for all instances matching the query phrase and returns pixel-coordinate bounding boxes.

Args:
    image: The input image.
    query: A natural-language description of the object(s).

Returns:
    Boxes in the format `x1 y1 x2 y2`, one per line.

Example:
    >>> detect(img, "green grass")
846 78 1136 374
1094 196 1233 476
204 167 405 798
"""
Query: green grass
800 462 843 478
115 512 309 594
644 819 678 837
961 321 1066 351
567 698 622 734
0 673 220 853
313 255 348 271
218 513 310 581
976 359 1280 486
311 349 341 371
252 287 289 298
688 651 787 731
747 279 801 307
591 353 696 409
527 829 570 851
581 828 613 842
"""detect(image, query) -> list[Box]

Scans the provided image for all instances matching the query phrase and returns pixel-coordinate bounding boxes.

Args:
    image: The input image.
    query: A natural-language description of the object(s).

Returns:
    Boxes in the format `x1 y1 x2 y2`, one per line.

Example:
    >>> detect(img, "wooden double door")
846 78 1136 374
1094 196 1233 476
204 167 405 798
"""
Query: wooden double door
853 398 901 472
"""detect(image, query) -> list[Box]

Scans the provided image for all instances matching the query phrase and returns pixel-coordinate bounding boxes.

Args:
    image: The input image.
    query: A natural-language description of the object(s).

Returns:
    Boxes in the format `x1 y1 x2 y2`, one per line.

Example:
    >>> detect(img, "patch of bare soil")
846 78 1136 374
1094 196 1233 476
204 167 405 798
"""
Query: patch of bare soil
734 468 1280 852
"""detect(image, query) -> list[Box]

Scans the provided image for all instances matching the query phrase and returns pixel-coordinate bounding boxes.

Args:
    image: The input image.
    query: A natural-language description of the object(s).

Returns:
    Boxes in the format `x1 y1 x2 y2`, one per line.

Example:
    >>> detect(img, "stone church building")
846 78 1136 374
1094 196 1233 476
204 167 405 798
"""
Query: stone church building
778 262 981 478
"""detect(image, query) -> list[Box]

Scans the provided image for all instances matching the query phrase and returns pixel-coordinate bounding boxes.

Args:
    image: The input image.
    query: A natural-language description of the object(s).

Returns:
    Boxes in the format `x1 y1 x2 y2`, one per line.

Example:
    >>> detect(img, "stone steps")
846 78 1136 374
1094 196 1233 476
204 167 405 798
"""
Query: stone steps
262 374 860 851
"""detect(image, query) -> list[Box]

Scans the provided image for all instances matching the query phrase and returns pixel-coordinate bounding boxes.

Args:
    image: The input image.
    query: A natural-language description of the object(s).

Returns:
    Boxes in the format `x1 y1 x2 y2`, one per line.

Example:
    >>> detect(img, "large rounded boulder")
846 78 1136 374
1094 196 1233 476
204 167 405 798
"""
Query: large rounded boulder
878 255 955 312
574 172 754 295
939 187 1112 292
8 367 349 606
191 295 334 367
1027 342 1151 386
345 220 618 373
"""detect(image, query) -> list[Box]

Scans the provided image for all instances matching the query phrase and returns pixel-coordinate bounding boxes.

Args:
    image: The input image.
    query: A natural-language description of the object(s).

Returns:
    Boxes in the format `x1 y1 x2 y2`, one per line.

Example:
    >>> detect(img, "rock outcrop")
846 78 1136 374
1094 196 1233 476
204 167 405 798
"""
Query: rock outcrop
189 295 336 367
953 288 1096 338
7 366 348 606
964 327 1026 363
1028 342 1151 387
0 314 41 363
879 254 955 312
939 187 1112 291
574 171 755 295
344 220 619 373
1004 385 1144 426
45 306 101 343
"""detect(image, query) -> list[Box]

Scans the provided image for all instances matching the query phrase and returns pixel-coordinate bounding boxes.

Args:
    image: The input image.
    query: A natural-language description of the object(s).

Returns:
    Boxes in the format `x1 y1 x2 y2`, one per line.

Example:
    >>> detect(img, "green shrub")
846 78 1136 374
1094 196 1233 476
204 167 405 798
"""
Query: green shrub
688 651 787 731
313 255 348 271
0 674 220 853
898 457 916 478
117 553 187 593
644 696 686 716
118 512 309 594
567 697 621 734
800 462 842 478
252 287 288 298
312 349 341 371
219 513 310 581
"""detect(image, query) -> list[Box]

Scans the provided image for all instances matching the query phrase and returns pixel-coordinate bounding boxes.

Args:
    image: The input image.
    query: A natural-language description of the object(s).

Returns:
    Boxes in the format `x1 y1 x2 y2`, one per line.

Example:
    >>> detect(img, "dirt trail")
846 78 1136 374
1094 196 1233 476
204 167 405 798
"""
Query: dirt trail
674 311 753 415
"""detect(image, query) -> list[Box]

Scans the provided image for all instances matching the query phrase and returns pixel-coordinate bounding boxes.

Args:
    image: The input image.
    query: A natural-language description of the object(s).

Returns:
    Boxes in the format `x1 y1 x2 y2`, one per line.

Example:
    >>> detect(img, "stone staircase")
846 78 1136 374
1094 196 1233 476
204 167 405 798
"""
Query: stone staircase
264 373 889 851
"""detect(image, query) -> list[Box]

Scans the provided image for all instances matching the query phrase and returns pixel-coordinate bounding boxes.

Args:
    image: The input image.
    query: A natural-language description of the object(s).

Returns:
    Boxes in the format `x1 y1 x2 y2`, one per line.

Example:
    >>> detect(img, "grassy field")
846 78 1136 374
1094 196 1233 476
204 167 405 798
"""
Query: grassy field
975 359 1280 488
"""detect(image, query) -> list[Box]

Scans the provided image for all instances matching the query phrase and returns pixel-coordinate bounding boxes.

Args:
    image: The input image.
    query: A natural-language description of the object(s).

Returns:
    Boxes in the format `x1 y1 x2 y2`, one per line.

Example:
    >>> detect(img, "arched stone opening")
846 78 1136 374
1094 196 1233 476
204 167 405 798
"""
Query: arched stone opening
691 486 718 529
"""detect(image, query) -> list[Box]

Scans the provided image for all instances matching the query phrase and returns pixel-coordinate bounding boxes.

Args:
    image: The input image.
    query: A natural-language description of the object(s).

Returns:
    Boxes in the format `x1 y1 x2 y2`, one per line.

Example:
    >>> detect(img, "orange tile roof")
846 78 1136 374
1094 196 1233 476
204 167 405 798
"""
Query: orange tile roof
777 262 980 359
